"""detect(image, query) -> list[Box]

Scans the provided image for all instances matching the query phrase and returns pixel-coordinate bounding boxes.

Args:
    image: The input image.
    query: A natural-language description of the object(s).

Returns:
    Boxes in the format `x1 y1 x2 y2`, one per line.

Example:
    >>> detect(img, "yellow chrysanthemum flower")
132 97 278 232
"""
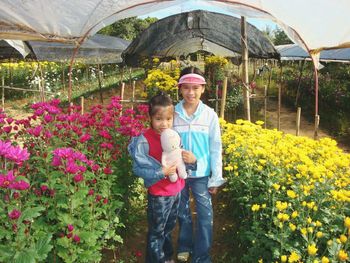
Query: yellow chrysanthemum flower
307 244 318 256
338 249 348 261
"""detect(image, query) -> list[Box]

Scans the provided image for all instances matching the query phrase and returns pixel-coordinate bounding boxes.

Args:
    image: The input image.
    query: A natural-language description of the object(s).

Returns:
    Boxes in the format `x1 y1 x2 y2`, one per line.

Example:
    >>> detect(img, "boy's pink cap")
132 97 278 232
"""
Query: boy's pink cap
178 73 206 86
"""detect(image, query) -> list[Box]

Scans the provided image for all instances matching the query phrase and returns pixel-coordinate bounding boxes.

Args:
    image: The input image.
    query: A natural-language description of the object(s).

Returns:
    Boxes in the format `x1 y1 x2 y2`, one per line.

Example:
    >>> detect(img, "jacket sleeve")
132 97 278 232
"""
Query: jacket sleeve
128 136 165 188
208 112 226 188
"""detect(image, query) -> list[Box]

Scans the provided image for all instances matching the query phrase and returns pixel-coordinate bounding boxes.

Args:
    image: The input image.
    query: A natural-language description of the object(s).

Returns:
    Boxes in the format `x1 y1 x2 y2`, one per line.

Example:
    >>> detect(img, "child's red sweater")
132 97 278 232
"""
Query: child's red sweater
143 128 184 196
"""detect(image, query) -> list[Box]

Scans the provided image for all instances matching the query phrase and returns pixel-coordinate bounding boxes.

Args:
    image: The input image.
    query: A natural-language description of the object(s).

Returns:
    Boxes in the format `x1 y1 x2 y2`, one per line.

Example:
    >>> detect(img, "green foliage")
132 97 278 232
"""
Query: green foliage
98 17 158 40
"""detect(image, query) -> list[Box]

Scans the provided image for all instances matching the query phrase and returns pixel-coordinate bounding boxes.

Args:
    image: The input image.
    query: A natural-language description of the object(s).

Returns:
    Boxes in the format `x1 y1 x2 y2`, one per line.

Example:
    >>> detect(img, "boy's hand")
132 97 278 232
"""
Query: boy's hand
162 164 177 177
182 150 196 164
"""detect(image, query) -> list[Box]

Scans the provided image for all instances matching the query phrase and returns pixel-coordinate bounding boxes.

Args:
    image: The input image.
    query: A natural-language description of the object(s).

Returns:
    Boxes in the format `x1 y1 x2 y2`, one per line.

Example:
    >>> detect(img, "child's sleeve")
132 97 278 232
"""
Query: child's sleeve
208 113 226 188
128 136 165 187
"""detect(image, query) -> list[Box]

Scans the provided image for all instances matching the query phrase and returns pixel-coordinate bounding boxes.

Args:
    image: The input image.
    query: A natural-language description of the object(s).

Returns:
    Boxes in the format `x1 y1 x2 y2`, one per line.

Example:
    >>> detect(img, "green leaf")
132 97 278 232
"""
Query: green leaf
0 245 15 261
19 206 45 221
35 233 53 261
13 249 37 263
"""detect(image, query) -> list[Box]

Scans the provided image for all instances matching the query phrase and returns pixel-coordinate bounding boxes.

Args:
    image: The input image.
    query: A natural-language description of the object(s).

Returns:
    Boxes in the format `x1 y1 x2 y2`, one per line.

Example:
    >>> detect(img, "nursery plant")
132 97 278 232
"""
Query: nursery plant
221 119 350 263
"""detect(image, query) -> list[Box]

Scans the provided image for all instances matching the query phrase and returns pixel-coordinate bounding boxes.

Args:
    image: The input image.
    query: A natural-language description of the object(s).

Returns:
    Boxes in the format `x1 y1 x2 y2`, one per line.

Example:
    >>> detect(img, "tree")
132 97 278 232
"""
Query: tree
273 27 293 45
98 17 158 40
261 25 274 43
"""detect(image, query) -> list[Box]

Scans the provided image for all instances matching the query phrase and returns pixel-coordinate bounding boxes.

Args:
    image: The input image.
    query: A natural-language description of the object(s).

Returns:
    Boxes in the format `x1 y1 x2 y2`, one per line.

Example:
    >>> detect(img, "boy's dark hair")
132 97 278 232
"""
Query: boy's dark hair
148 92 173 116
179 66 204 79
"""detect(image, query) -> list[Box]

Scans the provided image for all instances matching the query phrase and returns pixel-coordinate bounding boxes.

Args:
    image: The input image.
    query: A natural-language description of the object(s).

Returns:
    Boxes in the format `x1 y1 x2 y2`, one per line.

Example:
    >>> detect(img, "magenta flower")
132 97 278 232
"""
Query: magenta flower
0 170 15 188
8 209 21 220
3 126 12 133
73 235 80 243
73 174 84 183
79 133 91 143
67 224 74 232
103 167 112 175
9 180 30 190
27 125 43 137
6 117 14 124
2 143 30 164
43 114 53 123
99 130 112 139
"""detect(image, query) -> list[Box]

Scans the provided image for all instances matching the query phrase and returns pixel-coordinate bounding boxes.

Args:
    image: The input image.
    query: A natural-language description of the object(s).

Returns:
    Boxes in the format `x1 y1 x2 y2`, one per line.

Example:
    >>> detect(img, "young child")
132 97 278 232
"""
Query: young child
174 67 226 263
128 92 196 263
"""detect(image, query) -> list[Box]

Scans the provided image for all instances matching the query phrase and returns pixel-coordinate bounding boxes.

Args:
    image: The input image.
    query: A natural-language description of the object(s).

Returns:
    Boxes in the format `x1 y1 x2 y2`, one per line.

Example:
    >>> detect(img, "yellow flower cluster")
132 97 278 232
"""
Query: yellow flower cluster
221 119 350 262
143 69 178 98
204 55 228 67
0 61 59 71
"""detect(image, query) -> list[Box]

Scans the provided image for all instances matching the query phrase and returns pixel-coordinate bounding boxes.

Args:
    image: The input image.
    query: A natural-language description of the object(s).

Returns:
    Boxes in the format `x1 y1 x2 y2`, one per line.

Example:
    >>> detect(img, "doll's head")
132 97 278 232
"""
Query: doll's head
160 128 181 152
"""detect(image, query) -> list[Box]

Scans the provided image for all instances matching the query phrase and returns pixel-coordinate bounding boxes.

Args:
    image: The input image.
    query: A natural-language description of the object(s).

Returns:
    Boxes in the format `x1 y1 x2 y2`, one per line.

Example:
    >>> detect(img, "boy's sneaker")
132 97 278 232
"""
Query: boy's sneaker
177 252 190 262
164 260 175 263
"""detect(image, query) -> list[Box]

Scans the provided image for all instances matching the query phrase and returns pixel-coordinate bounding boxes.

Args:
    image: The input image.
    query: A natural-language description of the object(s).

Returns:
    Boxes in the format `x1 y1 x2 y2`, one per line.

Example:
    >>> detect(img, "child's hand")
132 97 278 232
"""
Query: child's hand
182 150 196 164
208 187 218 195
162 164 177 177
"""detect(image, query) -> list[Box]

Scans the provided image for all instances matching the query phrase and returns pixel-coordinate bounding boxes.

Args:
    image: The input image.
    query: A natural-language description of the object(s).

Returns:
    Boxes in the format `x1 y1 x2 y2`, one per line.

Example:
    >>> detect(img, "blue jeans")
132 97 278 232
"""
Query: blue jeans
177 176 213 263
146 193 180 263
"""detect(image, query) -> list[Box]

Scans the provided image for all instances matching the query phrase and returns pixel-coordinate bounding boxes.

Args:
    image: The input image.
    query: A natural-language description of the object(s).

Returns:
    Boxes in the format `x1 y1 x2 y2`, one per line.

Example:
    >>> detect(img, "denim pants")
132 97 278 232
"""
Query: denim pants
177 176 213 263
145 192 180 263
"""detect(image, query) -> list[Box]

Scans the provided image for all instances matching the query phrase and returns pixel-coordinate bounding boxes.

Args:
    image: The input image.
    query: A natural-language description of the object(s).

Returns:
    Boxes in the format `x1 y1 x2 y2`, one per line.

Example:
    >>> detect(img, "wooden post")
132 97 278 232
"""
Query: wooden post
80 97 84 115
278 63 283 130
241 16 251 121
314 115 320 139
296 107 301 136
2 75 4 111
97 64 103 103
295 60 305 107
215 84 219 113
120 82 125 100
264 85 267 128
131 80 136 109
220 77 228 119
120 82 125 116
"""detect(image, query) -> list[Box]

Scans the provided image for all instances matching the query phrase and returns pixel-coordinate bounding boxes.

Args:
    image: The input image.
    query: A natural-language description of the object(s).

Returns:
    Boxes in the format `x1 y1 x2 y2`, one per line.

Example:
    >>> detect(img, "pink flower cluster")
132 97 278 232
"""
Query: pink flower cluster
0 170 30 190
52 148 93 179
0 140 30 165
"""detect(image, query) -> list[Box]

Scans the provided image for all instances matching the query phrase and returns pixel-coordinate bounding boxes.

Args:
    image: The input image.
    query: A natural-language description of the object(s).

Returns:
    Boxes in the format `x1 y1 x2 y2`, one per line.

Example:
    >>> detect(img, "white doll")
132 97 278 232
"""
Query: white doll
160 128 187 182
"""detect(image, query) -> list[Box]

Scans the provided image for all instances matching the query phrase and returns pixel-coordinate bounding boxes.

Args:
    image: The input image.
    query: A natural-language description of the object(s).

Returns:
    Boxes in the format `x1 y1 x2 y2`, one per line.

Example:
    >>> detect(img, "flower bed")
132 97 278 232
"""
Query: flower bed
0 98 147 262
221 119 350 262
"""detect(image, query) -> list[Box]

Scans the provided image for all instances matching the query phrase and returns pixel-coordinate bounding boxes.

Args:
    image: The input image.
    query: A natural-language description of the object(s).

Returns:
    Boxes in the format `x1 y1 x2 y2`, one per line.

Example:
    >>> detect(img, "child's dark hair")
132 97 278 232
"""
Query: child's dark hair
179 66 204 78
148 92 173 116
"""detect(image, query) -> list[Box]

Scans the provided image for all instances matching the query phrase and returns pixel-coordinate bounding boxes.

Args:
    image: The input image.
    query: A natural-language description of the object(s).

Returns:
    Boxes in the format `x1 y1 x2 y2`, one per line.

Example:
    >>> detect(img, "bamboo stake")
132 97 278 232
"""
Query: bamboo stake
264 85 267 128
296 107 301 136
314 115 320 140
241 16 251 121
2 75 4 111
220 77 228 119
97 64 103 103
278 63 283 130
120 82 125 116
215 84 219 113
80 97 84 115
131 80 136 110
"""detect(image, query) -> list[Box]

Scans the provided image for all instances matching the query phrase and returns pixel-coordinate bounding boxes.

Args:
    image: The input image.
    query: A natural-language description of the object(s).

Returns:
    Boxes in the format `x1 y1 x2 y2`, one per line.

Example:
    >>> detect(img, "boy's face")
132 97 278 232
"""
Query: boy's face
179 84 205 106
150 105 174 134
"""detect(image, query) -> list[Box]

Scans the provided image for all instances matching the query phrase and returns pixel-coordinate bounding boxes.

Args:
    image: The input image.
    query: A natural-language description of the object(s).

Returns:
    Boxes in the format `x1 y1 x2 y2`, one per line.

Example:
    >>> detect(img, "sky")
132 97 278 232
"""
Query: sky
138 2 278 31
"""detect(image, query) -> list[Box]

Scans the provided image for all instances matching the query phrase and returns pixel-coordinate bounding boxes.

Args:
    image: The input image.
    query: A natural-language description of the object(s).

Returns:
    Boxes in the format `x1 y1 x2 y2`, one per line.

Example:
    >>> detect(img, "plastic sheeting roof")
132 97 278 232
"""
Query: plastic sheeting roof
29 34 130 64
276 44 350 63
122 10 278 66
0 0 350 57
0 35 130 63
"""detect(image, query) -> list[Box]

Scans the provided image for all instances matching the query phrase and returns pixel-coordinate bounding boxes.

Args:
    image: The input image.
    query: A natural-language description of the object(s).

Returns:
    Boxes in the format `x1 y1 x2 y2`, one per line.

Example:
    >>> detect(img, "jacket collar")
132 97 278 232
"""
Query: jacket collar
175 100 204 121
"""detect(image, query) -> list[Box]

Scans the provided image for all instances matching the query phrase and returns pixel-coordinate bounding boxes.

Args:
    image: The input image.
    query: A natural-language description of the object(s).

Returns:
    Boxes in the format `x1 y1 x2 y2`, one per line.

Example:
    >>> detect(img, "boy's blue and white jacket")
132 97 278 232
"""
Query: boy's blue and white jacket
174 100 226 188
